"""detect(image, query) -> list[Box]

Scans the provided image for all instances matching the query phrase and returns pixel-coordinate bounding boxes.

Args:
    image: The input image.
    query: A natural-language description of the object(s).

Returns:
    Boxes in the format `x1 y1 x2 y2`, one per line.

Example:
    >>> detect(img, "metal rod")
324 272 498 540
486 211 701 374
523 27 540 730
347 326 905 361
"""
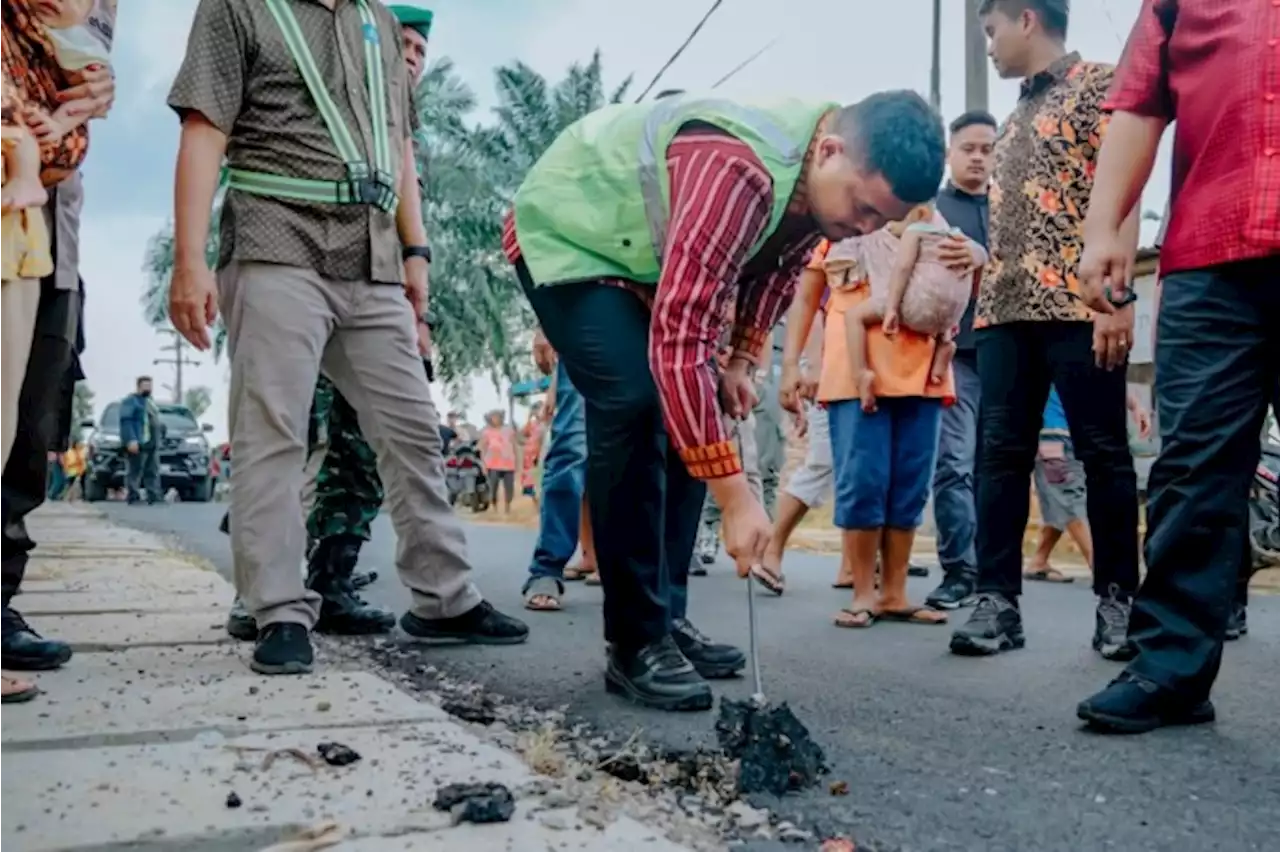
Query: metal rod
746 577 765 704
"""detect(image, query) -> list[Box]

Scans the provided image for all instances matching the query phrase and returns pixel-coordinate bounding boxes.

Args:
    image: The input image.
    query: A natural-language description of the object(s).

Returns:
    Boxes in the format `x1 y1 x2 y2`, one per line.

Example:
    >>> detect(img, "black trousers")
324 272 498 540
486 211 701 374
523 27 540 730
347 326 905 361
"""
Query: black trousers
518 266 704 652
2 288 80 615
974 320 1139 598
1128 258 1280 699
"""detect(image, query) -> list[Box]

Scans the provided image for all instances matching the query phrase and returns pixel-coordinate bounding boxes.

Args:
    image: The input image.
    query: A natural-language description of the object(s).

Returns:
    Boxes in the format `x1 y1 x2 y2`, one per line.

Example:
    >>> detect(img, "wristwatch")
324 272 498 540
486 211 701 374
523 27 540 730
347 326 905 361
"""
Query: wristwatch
402 244 432 264
1104 285 1137 308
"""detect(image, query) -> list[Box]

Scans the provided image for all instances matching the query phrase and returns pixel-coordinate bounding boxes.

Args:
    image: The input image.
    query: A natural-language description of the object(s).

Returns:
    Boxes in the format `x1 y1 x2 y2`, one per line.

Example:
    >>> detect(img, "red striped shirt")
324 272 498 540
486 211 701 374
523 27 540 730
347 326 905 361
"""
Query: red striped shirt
1105 0 1280 275
504 129 819 479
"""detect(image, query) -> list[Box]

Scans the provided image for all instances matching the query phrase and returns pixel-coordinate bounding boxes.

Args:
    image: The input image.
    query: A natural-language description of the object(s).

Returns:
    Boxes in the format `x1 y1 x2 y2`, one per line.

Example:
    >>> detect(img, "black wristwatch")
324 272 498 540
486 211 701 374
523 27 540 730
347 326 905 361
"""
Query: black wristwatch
1104 285 1138 308
402 244 432 264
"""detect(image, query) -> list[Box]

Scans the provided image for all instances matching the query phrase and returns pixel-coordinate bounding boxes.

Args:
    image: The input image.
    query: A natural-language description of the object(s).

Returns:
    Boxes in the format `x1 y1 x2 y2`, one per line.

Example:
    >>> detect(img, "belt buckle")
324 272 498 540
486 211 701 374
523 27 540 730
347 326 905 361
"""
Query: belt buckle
355 178 382 206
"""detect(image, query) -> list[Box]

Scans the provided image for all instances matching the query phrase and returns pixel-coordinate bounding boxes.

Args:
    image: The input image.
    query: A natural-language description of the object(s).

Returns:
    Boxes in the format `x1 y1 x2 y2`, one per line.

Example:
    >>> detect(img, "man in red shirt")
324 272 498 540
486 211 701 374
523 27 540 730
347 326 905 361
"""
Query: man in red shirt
506 93 946 711
1075 0 1280 734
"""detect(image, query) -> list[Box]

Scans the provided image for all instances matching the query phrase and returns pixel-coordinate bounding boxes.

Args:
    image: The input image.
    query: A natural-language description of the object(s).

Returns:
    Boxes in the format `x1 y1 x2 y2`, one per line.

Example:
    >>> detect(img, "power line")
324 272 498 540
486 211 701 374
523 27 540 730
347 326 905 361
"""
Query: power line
634 0 726 102
710 35 782 90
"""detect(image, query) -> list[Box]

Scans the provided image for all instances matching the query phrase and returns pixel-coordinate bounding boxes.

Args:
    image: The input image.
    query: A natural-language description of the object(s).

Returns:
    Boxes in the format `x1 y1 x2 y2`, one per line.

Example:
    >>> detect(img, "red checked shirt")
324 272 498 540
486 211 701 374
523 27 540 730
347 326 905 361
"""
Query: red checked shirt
503 129 822 479
1105 0 1280 275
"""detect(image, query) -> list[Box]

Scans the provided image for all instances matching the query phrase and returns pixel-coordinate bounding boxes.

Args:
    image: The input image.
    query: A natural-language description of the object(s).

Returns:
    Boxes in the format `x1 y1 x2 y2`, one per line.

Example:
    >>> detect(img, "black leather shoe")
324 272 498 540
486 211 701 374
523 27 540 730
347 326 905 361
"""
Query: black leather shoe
400 601 529 645
307 537 395 635
908 561 931 578
1 613 73 671
606 636 713 712
672 618 745 679
926 576 975 610
1077 671 1215 734
251 623 314 675
226 598 258 641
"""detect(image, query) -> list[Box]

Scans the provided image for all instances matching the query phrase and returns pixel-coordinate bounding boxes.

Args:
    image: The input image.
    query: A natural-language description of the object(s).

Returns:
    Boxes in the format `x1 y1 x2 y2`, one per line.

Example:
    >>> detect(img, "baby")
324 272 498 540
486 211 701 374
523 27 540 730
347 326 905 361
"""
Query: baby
26 0 115 142
825 204 986 412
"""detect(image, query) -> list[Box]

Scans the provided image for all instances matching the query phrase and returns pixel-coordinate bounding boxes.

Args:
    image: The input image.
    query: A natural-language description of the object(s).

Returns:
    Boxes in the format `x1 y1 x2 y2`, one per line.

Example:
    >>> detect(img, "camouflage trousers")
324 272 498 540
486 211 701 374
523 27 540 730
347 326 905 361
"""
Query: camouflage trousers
306 376 384 544
694 411 764 562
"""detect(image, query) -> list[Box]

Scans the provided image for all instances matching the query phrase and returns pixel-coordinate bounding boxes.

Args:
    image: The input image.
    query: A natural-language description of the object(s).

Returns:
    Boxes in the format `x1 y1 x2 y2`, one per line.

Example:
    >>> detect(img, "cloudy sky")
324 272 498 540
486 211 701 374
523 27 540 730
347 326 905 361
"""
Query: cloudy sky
81 0 1171 440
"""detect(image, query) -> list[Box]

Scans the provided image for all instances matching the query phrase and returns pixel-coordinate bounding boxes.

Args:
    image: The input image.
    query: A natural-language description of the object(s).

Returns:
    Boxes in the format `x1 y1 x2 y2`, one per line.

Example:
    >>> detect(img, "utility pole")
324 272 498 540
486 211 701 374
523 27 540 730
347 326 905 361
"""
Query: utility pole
965 0 989 111
929 0 942 112
154 328 200 405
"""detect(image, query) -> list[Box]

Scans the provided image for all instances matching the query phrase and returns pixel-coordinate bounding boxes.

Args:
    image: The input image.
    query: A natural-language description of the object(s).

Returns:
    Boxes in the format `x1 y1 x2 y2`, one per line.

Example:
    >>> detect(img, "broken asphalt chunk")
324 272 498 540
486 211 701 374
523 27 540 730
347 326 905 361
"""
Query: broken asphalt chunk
432 781 515 824
316 742 361 767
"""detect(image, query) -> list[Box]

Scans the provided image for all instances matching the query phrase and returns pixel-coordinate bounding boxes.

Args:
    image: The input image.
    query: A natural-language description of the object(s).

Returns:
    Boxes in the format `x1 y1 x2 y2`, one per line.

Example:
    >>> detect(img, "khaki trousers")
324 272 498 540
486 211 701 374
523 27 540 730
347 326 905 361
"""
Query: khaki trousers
1 278 41 468
219 262 481 628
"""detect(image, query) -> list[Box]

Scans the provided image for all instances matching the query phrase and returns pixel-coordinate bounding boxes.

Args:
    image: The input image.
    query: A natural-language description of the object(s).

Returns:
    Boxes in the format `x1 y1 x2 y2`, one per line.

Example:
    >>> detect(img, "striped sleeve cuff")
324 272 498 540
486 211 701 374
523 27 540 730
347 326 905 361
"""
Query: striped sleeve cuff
729 326 769 363
679 440 744 480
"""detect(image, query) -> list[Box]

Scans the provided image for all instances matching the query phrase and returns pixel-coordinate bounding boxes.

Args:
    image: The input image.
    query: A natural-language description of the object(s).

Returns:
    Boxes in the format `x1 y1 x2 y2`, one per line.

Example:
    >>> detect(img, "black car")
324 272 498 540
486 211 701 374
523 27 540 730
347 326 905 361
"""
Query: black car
82 402 216 502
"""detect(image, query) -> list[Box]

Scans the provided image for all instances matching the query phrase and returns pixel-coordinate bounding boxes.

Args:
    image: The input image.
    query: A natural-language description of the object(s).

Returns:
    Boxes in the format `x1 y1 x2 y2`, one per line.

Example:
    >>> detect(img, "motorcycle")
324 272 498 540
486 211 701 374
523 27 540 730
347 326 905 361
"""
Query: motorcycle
1249 438 1280 574
445 441 491 513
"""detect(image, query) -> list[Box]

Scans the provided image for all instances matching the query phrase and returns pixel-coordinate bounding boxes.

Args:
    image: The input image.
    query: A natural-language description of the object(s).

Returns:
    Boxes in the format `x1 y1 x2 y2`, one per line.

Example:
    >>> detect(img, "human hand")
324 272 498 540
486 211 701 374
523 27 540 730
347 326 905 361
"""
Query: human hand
791 403 808 439
168 261 218 351
1092 304 1135 371
403 256 430 355
416 318 432 359
779 361 817 413
1079 223 1134 315
1130 401 1152 440
126 441 139 454
58 64 115 117
719 356 759 420
23 107 58 141
532 328 556 376
937 234 978 275
882 306 901 336
720 489 773 578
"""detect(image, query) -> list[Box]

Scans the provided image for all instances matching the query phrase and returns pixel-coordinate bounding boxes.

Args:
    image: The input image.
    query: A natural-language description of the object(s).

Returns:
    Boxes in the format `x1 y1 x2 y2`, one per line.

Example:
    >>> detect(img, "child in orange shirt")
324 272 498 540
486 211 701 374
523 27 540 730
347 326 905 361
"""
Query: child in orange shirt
479 410 517 514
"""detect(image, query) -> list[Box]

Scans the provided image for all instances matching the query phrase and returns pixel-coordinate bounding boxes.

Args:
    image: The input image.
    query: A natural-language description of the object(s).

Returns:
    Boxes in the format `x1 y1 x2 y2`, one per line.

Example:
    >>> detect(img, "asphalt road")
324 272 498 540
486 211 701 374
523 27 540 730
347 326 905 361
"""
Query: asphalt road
98 502 1279 852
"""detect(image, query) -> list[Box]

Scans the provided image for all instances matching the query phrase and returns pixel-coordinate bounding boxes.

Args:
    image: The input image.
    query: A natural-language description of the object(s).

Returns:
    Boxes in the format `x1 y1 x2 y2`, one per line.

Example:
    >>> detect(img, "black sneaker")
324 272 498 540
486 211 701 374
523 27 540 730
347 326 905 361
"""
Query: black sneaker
605 635 713 712
949 593 1025 656
926 576 974 610
1093 588 1136 661
1077 671 1215 734
251 623 314 675
352 570 378 589
226 597 258 641
690 555 710 577
908 562 931 578
672 618 745 679
1226 602 1248 641
400 601 529 645
1 611 73 671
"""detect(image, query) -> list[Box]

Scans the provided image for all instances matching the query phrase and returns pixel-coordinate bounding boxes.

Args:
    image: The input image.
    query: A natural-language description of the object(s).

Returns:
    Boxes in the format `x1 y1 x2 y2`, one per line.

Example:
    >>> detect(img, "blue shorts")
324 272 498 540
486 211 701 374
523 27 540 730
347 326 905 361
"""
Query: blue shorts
828 397 943 530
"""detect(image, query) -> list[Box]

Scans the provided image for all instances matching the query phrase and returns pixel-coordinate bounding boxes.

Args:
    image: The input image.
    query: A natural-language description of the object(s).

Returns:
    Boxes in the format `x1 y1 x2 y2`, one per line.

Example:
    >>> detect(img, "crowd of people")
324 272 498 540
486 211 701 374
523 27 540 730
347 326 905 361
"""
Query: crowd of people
3 0 1276 743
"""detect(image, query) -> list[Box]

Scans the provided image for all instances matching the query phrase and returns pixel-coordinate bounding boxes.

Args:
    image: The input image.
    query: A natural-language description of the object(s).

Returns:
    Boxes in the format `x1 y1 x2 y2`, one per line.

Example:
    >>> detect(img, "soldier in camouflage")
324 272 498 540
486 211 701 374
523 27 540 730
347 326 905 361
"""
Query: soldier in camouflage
225 5 437 640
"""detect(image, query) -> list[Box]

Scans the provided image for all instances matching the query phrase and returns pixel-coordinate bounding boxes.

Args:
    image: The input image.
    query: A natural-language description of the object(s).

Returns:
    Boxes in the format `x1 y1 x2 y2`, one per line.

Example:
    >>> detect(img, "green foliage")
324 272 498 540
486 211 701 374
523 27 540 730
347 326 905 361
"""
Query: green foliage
183 385 213 419
70 382 95 444
140 51 631 401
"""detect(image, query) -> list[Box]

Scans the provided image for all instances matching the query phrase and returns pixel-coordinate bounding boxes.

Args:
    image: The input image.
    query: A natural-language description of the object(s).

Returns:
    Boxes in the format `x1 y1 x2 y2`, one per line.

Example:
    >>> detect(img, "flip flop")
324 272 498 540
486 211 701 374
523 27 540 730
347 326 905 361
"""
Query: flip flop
522 576 564 611
834 608 877 629
1 674 39 704
563 564 591 582
875 606 948 625
832 578 854 589
751 565 785 596
583 571 602 586
1023 567 1075 584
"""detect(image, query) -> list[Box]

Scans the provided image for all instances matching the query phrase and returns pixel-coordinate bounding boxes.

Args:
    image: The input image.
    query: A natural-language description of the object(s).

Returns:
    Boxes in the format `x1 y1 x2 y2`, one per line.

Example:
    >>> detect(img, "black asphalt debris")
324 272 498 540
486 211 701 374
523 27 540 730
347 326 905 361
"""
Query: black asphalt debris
441 696 497 725
433 782 516 824
225 792 242 809
316 742 361 767
716 698 827 796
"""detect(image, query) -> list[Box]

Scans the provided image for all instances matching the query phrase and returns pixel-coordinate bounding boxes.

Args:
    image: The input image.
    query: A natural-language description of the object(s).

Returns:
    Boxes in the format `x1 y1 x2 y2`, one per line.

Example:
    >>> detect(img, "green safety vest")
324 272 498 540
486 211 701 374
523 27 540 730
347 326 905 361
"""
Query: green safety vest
225 0 399 212
513 97 836 289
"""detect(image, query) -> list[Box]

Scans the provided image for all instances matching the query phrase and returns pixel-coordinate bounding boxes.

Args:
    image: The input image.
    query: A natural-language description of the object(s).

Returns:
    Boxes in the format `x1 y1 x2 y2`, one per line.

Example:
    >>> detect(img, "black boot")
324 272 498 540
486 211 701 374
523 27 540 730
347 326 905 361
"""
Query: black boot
2 608 73 671
306 535 395 635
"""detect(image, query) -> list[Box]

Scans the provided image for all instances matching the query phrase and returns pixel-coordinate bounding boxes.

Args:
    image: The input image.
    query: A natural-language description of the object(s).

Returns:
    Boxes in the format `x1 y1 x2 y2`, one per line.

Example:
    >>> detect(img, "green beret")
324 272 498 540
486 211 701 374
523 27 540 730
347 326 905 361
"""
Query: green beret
388 5 433 37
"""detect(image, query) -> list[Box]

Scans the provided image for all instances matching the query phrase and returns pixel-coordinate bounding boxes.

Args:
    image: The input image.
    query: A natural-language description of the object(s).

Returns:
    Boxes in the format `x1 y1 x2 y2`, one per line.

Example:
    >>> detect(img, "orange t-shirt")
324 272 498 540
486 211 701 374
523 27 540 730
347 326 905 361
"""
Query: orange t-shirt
479 426 517 471
809 239 956 405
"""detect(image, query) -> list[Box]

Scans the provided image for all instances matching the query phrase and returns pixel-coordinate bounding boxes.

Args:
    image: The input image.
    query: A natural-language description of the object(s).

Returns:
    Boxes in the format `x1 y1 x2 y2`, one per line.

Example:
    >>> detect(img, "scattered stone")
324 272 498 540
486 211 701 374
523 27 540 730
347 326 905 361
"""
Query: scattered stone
778 822 815 843
829 780 849 796
539 812 571 831
542 789 575 809
315 700 331 712
599 752 645 783
726 800 768 830
225 792 242 809
316 742 361 767
442 696 497 725
433 782 516 824
715 699 827 796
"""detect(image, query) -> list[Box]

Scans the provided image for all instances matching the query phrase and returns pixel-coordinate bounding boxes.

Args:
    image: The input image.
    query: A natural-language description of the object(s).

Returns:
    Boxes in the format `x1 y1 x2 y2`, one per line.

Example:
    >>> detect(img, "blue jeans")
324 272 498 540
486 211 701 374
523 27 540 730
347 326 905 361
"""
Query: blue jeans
525 360 587 584
932 354 980 581
829 397 943 530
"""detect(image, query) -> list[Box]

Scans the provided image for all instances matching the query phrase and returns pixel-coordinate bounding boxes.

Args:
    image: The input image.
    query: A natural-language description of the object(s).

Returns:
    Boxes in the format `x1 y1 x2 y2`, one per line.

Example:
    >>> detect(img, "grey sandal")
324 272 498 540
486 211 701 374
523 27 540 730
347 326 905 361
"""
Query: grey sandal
523 576 565 611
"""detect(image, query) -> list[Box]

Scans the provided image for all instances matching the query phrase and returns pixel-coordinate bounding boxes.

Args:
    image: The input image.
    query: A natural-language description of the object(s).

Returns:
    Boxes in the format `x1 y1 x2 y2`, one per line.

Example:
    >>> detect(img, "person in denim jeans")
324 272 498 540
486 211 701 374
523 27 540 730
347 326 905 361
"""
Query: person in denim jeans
521 349 588 611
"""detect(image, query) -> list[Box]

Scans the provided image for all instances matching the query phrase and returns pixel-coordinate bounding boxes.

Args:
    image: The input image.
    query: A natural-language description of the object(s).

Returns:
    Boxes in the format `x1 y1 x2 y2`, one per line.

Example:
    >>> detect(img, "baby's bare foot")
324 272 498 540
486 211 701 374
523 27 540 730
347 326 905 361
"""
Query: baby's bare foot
1 177 47 212
858 371 878 413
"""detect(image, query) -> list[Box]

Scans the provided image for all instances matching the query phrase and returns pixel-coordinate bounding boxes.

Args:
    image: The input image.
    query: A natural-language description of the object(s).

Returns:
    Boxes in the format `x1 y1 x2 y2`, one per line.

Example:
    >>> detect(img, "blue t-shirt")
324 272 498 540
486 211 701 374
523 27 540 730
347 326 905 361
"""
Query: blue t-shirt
1042 387 1069 437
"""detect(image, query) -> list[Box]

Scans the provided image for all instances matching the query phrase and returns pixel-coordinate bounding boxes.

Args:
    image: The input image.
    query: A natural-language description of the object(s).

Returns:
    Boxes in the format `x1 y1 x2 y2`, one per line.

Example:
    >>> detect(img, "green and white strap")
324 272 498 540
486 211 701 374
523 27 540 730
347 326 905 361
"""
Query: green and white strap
226 0 398 212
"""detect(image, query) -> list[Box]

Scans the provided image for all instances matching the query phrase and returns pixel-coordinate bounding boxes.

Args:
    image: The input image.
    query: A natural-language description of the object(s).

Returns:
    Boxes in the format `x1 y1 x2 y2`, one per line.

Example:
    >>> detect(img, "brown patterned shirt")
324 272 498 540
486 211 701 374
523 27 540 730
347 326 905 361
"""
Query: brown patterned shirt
974 53 1114 327
168 0 414 284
